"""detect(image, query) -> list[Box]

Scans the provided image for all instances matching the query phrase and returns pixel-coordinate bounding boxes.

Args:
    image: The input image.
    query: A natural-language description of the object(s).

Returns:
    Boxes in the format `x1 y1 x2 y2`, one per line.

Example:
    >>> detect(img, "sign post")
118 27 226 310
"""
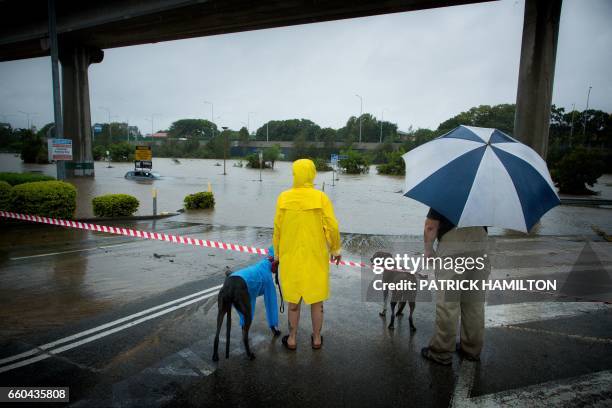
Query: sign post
330 154 338 186
134 146 153 171
49 139 72 179
258 151 263 182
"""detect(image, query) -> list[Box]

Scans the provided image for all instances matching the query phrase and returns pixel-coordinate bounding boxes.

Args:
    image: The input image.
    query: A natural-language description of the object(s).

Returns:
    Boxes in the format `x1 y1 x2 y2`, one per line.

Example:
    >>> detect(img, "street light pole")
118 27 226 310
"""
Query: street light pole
582 86 592 137
18 111 38 130
100 107 112 141
248 112 256 135
379 109 386 144
204 101 214 138
222 126 228 175
569 103 575 148
355 94 363 143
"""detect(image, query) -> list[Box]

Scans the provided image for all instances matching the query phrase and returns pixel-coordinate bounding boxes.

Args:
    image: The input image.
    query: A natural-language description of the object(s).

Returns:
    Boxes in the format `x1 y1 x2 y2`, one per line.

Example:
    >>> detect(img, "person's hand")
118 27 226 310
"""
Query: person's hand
331 254 342 265
271 327 281 337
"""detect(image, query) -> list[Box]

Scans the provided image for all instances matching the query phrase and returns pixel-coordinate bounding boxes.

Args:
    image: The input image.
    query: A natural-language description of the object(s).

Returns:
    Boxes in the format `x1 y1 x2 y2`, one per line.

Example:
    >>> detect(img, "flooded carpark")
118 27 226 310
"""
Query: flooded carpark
1 153 612 406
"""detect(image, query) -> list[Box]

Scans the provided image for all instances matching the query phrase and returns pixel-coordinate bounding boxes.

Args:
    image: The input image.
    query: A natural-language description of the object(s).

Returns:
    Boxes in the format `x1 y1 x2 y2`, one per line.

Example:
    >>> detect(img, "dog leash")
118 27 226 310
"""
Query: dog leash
275 269 285 314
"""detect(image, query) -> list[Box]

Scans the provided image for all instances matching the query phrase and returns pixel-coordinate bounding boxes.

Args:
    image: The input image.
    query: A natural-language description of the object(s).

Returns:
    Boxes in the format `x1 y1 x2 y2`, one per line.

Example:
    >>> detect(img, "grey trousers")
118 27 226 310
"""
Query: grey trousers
427 227 490 361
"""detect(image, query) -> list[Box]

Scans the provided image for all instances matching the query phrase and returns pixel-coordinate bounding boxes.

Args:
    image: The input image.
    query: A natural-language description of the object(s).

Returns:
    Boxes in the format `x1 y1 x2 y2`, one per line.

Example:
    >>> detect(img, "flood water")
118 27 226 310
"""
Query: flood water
1 153 611 236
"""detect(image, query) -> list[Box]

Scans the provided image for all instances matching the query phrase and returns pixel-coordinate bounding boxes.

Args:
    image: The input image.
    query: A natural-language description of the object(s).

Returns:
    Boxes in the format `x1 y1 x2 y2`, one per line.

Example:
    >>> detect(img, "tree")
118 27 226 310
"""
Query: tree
551 147 605 195
238 127 250 145
337 114 398 143
168 119 217 139
255 119 320 142
263 144 281 168
19 129 48 163
437 104 516 135
109 142 133 162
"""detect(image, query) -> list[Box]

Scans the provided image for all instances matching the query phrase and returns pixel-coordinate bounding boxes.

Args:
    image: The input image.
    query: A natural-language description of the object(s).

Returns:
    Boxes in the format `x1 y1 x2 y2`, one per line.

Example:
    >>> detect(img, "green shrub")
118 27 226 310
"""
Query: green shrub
92 194 140 217
313 157 332 171
245 153 269 169
338 149 370 174
0 181 11 210
377 150 406 176
10 181 76 219
551 147 606 195
184 191 215 209
0 172 55 186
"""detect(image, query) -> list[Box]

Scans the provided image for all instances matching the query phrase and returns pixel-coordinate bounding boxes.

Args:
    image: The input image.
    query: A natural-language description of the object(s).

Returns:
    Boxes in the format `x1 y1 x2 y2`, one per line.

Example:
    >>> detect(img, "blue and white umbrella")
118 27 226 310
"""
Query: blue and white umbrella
402 125 560 232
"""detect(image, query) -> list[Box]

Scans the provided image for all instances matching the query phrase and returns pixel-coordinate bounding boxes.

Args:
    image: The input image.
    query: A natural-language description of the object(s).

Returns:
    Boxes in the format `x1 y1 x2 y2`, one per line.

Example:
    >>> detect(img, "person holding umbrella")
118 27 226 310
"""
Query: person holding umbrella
273 158 342 351
401 125 560 365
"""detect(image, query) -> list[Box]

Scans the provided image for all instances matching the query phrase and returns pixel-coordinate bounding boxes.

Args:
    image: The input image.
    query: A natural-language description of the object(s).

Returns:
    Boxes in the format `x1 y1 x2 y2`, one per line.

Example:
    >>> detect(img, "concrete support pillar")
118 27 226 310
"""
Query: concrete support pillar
60 46 103 177
513 0 562 159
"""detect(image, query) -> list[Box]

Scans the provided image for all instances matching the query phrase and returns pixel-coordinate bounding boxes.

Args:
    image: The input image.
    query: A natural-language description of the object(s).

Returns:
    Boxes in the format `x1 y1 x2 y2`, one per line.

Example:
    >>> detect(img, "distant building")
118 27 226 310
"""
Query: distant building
151 131 168 138
397 130 415 142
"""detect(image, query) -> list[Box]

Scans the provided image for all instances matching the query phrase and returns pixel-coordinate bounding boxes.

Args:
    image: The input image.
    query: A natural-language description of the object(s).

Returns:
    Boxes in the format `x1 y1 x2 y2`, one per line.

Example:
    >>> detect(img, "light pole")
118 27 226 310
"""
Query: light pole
248 112 256 135
99 107 112 141
379 109 386 143
204 101 214 138
569 103 576 148
222 126 229 175
18 111 38 130
355 94 363 143
582 86 592 137
266 122 269 142
145 114 160 138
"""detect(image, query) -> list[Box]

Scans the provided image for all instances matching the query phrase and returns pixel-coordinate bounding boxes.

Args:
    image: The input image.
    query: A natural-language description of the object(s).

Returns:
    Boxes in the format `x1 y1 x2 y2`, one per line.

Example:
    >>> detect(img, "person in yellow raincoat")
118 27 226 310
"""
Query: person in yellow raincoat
273 159 341 350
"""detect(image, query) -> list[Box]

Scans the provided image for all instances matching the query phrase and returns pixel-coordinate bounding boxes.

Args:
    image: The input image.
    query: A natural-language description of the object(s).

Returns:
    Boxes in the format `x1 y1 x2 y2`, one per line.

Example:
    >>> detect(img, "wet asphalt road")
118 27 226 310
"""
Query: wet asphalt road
0 219 611 407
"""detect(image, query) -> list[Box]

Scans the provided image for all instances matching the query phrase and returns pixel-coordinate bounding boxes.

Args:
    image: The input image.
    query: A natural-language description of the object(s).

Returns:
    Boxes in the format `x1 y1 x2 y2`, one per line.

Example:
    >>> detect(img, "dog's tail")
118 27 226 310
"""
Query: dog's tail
225 301 232 359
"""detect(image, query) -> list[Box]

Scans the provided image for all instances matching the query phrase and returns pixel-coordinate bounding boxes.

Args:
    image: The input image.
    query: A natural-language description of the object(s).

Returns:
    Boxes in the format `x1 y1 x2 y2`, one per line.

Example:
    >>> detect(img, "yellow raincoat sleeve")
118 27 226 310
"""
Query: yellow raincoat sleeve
272 196 283 261
322 193 341 256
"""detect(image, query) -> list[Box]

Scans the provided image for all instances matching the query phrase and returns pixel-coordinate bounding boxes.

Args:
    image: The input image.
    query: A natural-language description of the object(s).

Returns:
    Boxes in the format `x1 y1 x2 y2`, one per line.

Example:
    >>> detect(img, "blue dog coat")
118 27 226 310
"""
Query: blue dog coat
230 247 279 328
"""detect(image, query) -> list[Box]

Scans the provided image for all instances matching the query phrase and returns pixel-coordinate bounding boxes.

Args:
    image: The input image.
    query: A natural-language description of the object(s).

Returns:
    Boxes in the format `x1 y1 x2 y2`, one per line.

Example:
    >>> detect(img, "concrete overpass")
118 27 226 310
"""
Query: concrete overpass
0 0 562 176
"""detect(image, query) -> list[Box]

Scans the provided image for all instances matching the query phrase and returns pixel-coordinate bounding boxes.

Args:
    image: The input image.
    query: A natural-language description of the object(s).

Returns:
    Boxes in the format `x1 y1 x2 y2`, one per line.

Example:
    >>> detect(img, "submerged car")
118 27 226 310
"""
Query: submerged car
124 170 161 180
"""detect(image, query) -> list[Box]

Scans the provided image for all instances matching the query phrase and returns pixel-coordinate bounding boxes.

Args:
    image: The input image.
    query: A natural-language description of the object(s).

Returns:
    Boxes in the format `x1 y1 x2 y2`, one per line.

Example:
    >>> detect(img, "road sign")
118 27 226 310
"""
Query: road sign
134 145 152 161
48 138 73 161
135 160 153 169
330 154 338 167
93 124 102 133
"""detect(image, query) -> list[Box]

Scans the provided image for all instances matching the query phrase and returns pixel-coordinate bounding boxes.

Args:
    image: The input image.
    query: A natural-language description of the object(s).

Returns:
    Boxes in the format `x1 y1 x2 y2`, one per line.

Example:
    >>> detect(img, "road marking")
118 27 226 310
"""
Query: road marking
450 301 612 407
452 365 612 407
9 242 131 261
0 284 222 369
484 301 610 328
0 290 220 373
503 325 612 344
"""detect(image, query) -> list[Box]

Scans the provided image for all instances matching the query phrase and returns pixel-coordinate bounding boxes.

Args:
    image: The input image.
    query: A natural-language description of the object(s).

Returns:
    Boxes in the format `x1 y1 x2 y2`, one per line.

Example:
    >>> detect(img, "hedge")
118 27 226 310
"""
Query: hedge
0 181 11 210
92 194 140 217
10 181 77 219
0 172 55 186
184 191 215 209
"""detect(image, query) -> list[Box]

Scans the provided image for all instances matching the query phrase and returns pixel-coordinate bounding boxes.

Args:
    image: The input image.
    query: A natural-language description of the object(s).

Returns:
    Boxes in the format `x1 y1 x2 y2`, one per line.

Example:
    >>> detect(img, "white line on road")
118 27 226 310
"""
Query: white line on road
0 284 222 368
0 290 220 374
452 365 612 407
9 242 131 261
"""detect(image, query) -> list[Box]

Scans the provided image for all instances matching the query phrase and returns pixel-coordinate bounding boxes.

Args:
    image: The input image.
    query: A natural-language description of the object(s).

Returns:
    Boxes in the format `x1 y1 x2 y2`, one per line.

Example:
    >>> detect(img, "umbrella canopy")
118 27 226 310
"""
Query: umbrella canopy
402 125 560 232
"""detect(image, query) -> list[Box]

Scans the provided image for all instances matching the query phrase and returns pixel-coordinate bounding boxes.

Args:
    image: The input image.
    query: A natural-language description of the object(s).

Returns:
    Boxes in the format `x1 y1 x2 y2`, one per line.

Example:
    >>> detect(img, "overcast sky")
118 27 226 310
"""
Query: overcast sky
0 0 610 135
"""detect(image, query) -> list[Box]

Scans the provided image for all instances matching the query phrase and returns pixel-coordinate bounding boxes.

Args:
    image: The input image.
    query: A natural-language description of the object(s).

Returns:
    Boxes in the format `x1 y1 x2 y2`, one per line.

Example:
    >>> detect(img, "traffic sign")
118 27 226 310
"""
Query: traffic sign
134 145 152 161
48 138 73 161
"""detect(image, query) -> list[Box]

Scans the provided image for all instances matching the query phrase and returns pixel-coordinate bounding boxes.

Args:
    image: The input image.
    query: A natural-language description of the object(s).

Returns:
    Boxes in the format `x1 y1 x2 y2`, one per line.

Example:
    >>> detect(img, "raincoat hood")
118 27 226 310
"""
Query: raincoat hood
292 159 316 188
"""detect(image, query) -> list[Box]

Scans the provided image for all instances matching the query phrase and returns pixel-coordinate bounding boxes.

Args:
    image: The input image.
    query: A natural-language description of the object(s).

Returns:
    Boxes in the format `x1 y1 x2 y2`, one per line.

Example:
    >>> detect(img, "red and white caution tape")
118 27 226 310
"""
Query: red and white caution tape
0 211 364 268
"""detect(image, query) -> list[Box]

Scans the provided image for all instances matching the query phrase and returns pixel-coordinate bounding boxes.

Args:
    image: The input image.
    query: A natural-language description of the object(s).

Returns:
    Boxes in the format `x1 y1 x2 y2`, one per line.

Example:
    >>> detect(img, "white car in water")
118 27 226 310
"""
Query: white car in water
124 170 161 180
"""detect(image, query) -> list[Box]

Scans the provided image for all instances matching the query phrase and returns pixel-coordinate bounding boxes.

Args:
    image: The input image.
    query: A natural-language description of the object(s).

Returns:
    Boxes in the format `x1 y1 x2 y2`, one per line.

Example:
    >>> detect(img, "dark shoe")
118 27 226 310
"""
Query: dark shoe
457 347 480 362
421 347 452 366
282 335 297 351
311 335 323 350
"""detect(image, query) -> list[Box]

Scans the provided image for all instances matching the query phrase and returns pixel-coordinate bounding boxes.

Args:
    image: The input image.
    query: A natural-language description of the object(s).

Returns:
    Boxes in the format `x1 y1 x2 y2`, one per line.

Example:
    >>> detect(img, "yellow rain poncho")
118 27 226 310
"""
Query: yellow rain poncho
273 159 341 304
